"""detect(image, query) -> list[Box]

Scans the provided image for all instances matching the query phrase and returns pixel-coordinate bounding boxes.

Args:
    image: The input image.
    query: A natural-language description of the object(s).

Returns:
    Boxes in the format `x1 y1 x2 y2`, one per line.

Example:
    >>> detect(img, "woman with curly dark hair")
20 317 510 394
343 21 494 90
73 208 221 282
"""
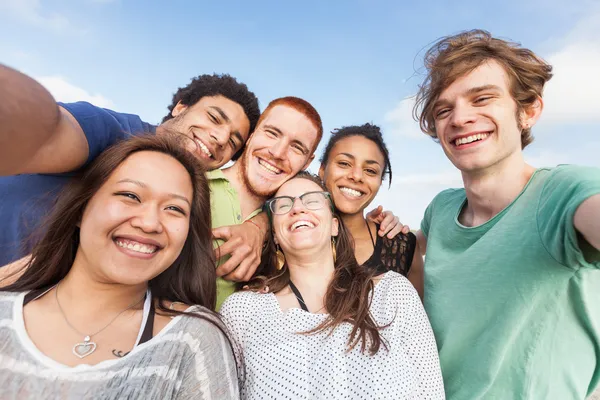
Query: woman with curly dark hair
319 123 424 298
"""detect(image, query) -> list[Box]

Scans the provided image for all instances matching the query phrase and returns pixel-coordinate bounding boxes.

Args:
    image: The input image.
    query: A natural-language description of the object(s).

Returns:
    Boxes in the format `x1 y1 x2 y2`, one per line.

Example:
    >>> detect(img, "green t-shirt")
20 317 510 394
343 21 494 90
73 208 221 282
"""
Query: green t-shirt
421 165 600 400
207 170 262 310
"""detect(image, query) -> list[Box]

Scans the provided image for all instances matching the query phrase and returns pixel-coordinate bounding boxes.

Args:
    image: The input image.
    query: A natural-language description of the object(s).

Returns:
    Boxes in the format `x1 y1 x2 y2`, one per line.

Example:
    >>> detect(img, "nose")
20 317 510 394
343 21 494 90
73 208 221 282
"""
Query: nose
289 197 307 215
449 102 477 128
210 126 230 148
130 205 164 234
348 166 363 182
268 140 286 160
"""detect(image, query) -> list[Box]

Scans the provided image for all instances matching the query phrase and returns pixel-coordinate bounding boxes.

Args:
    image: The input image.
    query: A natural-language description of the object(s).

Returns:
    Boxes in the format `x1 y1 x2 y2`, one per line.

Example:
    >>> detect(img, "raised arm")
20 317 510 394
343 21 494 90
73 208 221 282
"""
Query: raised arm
0 64 88 175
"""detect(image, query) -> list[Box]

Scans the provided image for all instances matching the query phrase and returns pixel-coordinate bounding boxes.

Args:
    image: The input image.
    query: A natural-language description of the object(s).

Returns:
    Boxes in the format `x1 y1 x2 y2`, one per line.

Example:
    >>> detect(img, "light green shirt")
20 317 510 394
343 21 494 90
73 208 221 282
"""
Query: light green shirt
208 169 262 310
421 165 600 400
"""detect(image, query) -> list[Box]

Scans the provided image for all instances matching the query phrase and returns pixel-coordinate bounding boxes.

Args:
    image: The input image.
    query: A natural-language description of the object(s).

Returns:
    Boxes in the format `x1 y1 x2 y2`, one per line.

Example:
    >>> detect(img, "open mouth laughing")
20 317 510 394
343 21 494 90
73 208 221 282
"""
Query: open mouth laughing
192 136 214 159
257 158 283 175
453 132 491 148
338 186 365 199
289 219 317 232
114 236 161 258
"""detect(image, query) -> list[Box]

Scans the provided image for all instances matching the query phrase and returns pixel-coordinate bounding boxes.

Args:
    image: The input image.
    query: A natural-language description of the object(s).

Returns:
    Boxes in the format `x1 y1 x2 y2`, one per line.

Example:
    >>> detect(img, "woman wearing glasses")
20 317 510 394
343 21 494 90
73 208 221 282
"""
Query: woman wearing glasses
220 172 444 399
318 124 423 298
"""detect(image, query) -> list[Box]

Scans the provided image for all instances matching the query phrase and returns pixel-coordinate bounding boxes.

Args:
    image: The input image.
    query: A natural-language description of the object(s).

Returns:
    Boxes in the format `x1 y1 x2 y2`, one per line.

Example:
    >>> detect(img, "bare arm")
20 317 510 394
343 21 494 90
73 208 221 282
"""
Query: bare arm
416 229 427 257
574 194 600 251
0 64 88 175
407 241 424 300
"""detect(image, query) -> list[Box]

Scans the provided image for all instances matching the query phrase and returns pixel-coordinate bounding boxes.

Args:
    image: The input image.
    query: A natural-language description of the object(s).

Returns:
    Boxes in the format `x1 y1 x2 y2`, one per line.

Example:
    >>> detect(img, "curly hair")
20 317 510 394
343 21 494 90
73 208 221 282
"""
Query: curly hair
414 29 553 149
162 74 261 160
319 123 392 187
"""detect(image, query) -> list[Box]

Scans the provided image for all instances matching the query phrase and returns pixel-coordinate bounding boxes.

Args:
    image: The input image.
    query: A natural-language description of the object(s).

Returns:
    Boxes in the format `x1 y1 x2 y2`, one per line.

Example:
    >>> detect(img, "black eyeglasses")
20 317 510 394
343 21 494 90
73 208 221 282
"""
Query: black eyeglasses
265 191 332 215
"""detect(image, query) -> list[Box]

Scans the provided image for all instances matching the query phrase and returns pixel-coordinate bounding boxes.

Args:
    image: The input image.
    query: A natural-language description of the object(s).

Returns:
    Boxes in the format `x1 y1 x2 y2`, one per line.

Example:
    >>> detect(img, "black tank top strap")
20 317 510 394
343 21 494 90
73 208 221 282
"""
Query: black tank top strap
288 281 309 312
138 297 155 345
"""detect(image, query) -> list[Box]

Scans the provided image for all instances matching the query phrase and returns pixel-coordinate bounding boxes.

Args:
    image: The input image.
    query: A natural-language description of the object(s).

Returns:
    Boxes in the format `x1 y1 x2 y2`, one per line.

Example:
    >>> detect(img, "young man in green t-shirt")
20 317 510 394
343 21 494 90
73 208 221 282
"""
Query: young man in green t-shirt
412 30 600 399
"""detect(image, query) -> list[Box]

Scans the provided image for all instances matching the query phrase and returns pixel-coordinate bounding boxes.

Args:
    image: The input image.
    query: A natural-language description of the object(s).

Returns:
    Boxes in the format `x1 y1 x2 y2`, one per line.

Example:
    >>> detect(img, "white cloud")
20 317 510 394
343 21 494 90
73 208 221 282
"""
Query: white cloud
383 97 425 140
36 76 115 109
0 0 72 32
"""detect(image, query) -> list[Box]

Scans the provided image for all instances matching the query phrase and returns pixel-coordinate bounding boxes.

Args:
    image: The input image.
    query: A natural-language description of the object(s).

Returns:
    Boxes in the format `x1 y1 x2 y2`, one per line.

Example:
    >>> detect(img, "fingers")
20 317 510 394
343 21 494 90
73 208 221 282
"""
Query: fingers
213 236 241 260
212 226 232 240
216 245 250 277
223 254 260 282
365 205 383 221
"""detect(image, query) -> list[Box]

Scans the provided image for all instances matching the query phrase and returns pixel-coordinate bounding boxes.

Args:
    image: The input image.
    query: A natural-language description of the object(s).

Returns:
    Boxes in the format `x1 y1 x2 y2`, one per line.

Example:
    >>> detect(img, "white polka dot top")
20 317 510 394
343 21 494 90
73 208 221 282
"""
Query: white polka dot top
220 271 445 399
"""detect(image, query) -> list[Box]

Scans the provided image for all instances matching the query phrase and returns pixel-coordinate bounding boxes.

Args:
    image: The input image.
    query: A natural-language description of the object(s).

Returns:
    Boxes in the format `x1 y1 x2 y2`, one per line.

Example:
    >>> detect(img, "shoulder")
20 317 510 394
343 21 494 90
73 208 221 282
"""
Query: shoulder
431 187 465 206
169 306 232 347
0 291 21 320
376 272 419 299
219 290 268 318
542 165 600 185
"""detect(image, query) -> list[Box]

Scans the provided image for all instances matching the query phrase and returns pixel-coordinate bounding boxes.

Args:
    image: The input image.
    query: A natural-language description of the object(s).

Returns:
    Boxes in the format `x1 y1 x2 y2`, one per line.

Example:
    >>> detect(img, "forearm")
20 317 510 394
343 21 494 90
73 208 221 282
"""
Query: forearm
0 64 61 175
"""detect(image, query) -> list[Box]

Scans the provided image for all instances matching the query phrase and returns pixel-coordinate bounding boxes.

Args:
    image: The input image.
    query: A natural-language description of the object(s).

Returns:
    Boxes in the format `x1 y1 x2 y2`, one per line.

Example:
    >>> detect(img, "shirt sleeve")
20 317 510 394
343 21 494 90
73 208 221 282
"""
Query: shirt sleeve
176 312 240 400
420 197 436 238
537 165 600 269
59 101 155 166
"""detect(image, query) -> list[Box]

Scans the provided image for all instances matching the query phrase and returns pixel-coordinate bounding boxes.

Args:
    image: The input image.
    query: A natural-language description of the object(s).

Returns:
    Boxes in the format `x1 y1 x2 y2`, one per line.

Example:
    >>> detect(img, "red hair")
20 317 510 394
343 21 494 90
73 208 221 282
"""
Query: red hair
257 96 323 151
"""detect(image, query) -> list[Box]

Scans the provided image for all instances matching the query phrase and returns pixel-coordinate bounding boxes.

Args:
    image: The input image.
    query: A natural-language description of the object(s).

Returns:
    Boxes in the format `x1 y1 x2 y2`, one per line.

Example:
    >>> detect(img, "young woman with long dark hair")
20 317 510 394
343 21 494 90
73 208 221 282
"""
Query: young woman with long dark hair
220 172 443 399
319 124 424 298
0 135 238 399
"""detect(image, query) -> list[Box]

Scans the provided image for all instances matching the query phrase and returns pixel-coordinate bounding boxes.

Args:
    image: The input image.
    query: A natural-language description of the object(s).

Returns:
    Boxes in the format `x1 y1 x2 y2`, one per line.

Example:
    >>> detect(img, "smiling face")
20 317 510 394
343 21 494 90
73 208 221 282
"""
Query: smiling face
272 178 338 257
163 95 251 169
319 135 385 216
240 105 319 198
76 151 193 285
432 60 529 174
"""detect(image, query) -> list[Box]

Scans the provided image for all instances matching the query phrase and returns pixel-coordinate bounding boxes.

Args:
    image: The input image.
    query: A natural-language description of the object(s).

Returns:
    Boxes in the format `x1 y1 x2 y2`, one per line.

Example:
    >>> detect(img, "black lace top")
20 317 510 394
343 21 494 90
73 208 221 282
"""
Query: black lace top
362 223 417 277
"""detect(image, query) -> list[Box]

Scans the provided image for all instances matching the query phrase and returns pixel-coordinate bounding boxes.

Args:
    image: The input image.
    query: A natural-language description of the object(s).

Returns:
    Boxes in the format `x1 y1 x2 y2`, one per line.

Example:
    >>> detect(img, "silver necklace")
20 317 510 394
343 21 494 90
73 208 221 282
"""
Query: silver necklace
55 282 145 359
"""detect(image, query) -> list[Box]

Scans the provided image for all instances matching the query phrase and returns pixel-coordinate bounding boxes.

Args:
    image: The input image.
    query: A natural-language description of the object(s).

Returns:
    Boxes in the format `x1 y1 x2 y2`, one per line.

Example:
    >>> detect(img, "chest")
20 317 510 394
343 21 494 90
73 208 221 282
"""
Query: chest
23 304 144 367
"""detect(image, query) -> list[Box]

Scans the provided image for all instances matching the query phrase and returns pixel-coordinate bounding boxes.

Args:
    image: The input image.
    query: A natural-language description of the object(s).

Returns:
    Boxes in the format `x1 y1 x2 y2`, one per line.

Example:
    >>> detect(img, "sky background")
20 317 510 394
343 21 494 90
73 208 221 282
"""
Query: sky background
1 0 599 228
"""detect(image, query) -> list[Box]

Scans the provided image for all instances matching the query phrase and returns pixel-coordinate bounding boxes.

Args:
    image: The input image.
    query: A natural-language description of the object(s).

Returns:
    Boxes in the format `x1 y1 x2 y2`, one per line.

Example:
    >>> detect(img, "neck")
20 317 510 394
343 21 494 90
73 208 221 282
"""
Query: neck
340 211 369 237
286 249 336 299
461 152 536 226
58 254 147 315
223 162 265 217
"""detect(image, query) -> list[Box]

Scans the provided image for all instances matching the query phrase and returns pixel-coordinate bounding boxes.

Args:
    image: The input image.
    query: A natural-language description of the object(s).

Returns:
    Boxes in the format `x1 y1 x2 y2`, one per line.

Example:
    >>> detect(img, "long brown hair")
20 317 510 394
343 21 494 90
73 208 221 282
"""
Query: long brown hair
4 134 218 313
414 29 553 149
247 171 386 355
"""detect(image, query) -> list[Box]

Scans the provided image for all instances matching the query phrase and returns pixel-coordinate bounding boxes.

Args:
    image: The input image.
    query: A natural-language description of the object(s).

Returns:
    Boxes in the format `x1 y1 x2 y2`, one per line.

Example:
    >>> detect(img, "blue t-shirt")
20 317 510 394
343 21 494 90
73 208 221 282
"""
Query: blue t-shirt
0 102 156 265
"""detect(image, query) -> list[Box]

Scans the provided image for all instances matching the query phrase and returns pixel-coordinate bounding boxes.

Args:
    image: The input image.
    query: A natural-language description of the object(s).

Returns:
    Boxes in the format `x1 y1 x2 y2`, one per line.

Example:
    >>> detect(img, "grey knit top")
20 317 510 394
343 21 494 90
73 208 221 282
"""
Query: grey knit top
0 292 239 400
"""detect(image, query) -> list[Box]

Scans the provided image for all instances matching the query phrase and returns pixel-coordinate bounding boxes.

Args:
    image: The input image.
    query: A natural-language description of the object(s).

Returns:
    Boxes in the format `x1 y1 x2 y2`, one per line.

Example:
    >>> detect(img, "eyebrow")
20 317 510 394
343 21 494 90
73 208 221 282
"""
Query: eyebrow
117 179 191 206
338 152 382 166
209 106 245 146
433 84 503 109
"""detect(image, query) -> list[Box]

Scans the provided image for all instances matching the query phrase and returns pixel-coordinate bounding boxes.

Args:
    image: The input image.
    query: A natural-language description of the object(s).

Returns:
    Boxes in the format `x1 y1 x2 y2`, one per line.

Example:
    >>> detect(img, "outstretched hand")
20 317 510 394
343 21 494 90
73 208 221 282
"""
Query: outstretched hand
366 205 410 238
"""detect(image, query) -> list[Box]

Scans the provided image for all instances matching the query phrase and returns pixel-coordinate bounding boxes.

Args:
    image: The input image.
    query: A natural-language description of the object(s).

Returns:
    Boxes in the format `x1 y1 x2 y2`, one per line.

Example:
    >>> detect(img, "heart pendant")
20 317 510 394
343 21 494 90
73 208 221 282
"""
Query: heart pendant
72 336 97 359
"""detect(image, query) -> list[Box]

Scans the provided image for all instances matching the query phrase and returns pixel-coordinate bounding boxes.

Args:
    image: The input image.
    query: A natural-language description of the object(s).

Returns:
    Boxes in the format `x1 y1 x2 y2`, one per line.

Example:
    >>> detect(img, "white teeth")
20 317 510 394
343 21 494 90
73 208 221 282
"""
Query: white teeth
454 133 489 146
291 220 315 231
116 240 158 254
340 187 363 198
195 139 212 158
258 159 282 174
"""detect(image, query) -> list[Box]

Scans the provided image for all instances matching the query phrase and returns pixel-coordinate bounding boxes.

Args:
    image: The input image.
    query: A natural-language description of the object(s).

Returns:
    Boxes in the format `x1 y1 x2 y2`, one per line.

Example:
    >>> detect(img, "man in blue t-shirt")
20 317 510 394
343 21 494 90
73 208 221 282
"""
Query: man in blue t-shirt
0 64 260 266
410 31 600 399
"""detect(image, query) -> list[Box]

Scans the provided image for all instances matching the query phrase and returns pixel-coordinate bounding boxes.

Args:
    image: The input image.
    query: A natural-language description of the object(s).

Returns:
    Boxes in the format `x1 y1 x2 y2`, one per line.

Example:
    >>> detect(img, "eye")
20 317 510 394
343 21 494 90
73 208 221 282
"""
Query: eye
435 108 450 118
166 205 187 216
265 129 278 138
365 169 378 175
116 192 140 202
229 138 238 149
293 144 306 154
474 96 493 104
337 161 351 168
208 112 220 124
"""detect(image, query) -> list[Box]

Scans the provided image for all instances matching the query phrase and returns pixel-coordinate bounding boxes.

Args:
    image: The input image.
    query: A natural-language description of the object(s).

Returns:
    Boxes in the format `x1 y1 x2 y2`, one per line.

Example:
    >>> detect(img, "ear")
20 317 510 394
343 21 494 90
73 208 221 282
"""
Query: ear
171 101 188 118
520 96 544 129
318 164 325 181
331 217 339 237
302 153 315 170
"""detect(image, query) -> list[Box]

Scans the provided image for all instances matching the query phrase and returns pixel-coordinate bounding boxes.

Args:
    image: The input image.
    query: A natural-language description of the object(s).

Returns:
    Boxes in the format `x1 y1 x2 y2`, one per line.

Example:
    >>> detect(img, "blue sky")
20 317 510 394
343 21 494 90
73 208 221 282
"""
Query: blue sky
2 0 599 227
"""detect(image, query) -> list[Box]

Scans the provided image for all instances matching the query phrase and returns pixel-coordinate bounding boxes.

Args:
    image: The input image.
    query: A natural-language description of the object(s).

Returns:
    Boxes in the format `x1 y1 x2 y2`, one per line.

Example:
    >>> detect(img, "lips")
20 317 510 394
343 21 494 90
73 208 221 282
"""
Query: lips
113 235 162 258
192 135 215 159
257 157 283 175
339 186 365 198
452 132 491 147
290 220 316 231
